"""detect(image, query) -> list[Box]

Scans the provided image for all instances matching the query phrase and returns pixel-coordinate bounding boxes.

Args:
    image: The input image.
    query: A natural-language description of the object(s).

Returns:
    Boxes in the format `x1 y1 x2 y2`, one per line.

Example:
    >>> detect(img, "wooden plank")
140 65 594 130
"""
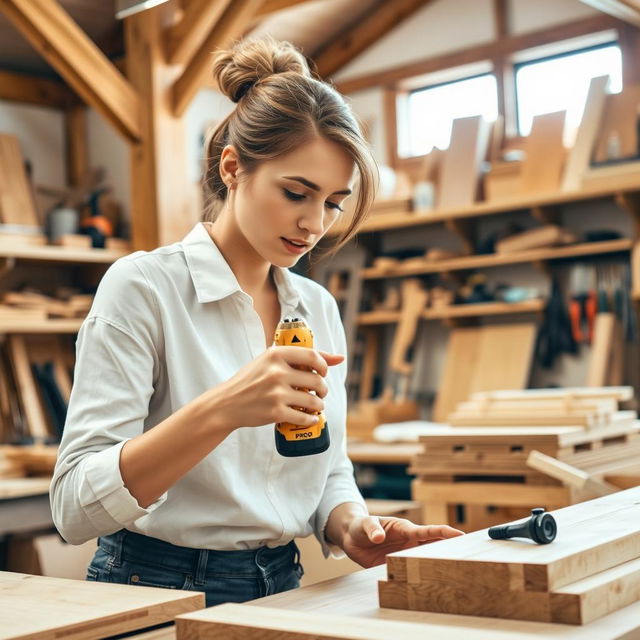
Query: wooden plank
520 111 567 194
7 335 49 440
0 134 40 226
314 0 434 78
562 75 609 192
437 116 491 209
467 323 536 393
390 487 640 592
527 450 619 495
587 313 616 386
379 556 640 624
0 571 204 640
0 0 142 143
593 85 640 162
360 239 634 278
495 225 572 253
165 0 232 65
471 387 634 402
175 576 640 638
171 0 263 117
432 327 482 422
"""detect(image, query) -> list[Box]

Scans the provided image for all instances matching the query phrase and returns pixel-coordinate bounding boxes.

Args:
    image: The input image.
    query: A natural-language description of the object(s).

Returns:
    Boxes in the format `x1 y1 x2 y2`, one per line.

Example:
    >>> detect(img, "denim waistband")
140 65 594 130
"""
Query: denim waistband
98 530 300 580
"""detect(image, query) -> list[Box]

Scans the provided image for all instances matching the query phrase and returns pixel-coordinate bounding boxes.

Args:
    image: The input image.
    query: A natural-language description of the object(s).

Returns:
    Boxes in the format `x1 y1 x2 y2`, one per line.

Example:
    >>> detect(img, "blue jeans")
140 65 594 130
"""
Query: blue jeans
86 530 304 608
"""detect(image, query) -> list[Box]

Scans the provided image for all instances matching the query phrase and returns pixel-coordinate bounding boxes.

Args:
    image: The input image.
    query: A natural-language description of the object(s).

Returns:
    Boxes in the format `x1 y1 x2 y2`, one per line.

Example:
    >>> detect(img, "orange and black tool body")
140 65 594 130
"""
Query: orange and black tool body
273 318 330 457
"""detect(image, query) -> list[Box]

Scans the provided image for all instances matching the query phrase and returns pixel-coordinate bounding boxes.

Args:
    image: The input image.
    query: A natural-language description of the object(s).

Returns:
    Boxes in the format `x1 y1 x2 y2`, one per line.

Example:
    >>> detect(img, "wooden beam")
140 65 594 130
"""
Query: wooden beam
0 70 73 108
255 0 312 16
171 0 263 117
383 86 399 168
314 0 434 78
580 0 640 28
64 105 88 187
126 5 196 251
618 20 640 83
0 0 142 142
336 14 617 94
165 0 232 66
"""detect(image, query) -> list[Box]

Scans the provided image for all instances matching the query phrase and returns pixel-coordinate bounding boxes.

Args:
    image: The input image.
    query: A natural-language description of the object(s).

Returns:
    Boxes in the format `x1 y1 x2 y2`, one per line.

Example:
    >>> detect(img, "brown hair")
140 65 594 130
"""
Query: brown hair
203 36 377 251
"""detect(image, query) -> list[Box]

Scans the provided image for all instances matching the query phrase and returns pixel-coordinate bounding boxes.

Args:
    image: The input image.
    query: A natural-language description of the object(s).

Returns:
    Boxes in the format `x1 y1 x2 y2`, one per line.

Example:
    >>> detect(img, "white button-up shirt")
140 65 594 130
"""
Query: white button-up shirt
51 222 364 555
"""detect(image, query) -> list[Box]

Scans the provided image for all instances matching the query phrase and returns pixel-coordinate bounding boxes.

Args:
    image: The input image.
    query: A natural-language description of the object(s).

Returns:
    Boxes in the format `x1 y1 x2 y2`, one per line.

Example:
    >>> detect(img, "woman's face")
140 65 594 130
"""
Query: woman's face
225 136 355 268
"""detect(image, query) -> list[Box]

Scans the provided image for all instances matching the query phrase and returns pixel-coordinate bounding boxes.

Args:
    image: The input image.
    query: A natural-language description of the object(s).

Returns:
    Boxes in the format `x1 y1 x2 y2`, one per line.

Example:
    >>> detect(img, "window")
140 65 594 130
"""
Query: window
516 44 622 140
401 74 498 158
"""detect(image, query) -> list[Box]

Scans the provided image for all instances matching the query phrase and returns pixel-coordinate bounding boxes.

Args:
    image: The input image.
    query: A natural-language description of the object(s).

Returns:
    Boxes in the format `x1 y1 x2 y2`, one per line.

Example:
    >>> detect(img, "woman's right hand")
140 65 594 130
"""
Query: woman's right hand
204 346 344 431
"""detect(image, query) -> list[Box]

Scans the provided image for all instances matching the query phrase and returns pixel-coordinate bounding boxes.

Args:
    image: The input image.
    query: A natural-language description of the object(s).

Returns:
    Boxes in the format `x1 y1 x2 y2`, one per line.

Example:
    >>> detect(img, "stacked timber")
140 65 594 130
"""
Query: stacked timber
379 488 640 625
411 387 639 531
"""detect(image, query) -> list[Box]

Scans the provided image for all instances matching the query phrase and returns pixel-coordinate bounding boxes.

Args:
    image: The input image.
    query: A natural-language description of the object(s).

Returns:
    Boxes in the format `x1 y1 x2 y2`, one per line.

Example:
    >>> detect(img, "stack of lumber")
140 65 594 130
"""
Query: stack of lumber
379 488 640 625
447 386 634 428
411 387 638 531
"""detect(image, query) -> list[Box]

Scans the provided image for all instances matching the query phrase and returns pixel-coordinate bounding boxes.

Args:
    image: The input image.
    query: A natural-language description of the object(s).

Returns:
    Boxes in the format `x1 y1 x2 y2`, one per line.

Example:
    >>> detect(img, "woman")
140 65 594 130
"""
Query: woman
51 36 462 608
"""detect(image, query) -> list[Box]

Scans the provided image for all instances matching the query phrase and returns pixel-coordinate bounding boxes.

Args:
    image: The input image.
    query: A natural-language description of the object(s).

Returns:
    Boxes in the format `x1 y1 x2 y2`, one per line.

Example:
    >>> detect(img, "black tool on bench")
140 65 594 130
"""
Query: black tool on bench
488 508 557 544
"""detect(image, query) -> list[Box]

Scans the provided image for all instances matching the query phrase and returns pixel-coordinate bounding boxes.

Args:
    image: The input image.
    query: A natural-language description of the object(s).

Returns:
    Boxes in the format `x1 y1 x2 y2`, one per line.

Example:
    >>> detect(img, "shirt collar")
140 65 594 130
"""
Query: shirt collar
182 223 309 318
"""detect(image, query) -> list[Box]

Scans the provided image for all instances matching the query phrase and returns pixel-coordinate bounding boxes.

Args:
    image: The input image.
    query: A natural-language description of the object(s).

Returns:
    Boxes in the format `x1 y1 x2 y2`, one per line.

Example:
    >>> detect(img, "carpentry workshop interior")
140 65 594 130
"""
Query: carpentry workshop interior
2 0 640 638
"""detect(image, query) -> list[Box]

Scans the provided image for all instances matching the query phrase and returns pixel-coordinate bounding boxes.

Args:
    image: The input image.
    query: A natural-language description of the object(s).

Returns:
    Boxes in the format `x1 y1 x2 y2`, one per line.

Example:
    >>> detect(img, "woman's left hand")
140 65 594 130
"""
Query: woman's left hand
341 516 464 568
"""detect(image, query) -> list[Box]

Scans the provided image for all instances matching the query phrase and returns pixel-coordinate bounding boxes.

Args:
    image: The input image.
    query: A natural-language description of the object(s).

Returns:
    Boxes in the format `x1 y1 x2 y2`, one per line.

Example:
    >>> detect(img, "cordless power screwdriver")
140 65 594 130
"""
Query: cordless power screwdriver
273 318 330 457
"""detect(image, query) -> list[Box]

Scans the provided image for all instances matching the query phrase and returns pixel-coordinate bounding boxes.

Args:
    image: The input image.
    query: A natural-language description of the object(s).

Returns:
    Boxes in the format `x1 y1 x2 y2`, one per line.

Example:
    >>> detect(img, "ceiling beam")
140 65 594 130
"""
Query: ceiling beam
579 0 640 28
335 13 618 94
313 0 435 78
0 69 74 108
255 0 313 16
171 0 263 117
165 0 232 66
0 0 142 143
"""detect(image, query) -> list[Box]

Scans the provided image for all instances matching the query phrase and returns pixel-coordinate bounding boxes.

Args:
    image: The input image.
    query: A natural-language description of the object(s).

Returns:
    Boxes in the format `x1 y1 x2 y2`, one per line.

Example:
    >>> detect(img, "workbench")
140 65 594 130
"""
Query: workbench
176 564 640 639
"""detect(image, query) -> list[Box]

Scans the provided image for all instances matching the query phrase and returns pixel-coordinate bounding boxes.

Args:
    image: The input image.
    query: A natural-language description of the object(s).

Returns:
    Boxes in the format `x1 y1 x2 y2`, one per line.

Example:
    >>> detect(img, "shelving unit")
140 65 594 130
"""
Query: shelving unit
0 245 129 265
0 319 84 333
358 299 545 325
361 238 633 280
331 184 640 236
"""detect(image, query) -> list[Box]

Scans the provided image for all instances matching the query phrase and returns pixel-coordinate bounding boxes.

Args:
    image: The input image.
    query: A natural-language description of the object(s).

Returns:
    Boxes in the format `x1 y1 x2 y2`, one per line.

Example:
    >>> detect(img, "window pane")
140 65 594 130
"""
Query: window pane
405 75 498 157
516 45 622 138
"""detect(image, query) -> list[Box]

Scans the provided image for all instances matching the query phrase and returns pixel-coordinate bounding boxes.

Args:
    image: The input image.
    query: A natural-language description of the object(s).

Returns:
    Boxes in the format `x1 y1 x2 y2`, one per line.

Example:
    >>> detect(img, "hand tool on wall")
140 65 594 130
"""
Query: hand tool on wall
273 318 330 457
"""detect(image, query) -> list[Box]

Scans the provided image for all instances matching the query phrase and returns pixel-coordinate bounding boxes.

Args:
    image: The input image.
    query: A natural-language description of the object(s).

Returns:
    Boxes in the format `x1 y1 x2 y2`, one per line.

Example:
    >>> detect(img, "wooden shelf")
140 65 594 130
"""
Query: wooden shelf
358 299 545 325
0 319 83 333
0 244 129 264
361 238 633 280
329 184 640 235
330 184 640 236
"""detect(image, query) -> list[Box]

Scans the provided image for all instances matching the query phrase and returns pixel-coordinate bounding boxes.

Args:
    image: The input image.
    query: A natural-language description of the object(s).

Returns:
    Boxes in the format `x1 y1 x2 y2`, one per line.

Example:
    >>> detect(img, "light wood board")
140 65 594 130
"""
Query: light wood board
562 75 609 192
520 111 566 194
174 566 640 639
433 324 536 422
386 487 640 592
593 85 640 162
0 571 204 640
437 115 491 209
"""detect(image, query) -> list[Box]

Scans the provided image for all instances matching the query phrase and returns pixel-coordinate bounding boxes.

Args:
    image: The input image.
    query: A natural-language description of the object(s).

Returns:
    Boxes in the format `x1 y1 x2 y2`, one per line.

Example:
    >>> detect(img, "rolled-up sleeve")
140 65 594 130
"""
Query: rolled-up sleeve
50 259 167 545
311 296 366 558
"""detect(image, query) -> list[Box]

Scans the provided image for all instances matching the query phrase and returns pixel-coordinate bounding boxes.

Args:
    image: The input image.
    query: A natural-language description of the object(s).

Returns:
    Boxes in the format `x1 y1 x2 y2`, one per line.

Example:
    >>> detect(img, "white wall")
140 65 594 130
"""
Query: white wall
0 101 65 192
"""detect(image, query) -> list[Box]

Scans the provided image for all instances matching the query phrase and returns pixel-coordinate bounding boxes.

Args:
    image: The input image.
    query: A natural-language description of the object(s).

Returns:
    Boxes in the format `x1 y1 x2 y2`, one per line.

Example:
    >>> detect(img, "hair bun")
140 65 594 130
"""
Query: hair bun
212 36 312 103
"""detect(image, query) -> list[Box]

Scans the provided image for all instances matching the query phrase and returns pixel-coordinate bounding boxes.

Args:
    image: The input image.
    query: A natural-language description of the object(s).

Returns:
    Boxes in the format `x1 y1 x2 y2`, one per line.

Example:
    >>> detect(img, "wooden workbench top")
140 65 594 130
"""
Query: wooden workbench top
0 571 204 640
176 565 640 639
